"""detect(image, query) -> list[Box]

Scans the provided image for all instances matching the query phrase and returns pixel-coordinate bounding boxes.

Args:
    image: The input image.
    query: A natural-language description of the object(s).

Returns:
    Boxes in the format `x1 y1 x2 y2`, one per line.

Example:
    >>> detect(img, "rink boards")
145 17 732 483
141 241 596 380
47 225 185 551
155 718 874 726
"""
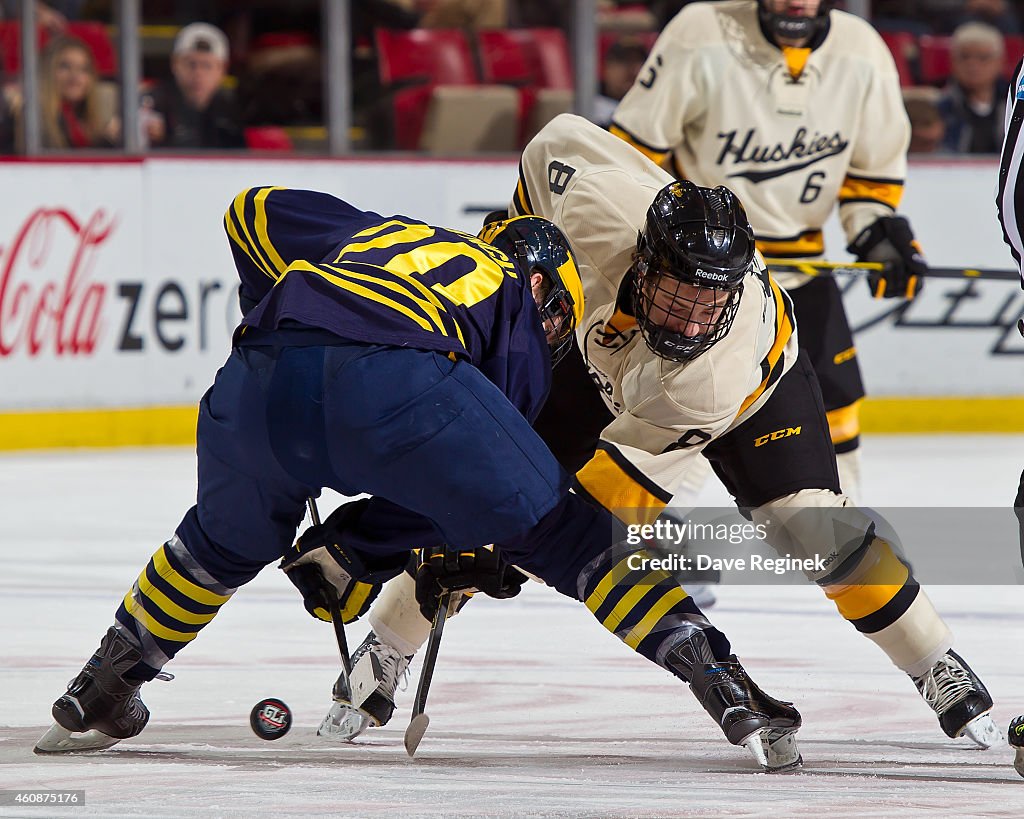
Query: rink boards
1 155 1022 447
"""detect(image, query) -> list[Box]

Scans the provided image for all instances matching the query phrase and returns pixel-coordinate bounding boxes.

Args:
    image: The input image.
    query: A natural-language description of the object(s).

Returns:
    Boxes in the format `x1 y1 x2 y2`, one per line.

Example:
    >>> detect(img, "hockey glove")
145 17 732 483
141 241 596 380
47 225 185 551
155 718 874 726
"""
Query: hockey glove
280 500 408 624
847 215 927 299
415 545 528 620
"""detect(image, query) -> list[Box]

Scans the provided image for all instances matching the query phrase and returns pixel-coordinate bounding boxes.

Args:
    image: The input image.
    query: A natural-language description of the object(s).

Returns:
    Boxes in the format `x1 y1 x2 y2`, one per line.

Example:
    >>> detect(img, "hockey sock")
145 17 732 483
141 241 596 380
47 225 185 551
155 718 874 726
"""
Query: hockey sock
823 537 951 675
827 400 861 504
114 535 237 680
835 449 862 505
369 570 433 657
576 543 731 681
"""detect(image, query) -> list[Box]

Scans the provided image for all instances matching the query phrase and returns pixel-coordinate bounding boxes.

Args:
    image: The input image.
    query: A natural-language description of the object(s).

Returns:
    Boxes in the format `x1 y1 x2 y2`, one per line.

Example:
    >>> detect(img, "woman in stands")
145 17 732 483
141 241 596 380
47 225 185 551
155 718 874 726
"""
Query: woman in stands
34 35 120 149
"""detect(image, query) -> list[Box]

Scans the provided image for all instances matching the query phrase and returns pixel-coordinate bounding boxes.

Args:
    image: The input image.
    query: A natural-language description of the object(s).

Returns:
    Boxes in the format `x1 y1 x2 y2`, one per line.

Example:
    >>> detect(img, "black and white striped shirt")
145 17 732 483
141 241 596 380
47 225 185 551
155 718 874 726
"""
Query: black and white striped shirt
997 58 1024 284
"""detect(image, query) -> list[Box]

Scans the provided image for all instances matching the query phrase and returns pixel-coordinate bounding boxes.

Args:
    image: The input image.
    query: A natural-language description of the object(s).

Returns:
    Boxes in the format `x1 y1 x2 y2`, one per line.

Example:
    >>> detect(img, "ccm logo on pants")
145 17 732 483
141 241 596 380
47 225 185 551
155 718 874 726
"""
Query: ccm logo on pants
754 427 802 448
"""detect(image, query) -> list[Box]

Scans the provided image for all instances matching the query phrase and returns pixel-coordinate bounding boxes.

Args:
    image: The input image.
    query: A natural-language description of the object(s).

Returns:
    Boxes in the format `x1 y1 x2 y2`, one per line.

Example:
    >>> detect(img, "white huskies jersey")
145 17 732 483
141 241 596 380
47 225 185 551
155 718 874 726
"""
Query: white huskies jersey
611 1 909 285
510 114 797 514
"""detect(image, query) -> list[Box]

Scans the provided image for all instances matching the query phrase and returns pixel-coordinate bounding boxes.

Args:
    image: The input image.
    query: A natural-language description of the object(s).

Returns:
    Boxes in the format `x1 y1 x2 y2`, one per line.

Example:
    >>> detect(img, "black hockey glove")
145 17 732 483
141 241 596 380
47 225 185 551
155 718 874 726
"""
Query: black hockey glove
415 545 528 620
280 499 408 624
847 215 927 299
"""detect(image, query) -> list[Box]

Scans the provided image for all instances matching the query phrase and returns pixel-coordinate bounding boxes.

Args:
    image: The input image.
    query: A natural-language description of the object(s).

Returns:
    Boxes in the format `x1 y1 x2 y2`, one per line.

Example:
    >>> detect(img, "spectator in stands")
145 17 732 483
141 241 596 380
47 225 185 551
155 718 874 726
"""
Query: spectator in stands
13 35 120 149
938 22 1009 153
903 87 947 153
141 22 244 150
593 37 649 128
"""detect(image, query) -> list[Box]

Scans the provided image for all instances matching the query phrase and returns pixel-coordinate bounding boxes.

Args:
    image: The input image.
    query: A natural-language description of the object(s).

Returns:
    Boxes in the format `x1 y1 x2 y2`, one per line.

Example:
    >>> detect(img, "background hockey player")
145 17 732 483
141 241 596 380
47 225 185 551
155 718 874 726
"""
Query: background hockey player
609 0 929 503
335 115 998 755
38 187 801 771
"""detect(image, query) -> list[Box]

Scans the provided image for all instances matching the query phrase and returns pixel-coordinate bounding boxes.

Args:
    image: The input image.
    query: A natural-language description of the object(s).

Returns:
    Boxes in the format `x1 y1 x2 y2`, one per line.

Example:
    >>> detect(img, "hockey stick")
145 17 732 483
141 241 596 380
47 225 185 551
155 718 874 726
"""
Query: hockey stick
404 588 453 758
307 497 353 705
763 257 1021 282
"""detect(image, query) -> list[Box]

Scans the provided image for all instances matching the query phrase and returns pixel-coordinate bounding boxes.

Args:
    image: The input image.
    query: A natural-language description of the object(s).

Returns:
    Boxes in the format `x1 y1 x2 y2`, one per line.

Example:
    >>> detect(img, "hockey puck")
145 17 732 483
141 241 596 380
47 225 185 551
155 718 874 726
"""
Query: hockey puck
250 698 292 740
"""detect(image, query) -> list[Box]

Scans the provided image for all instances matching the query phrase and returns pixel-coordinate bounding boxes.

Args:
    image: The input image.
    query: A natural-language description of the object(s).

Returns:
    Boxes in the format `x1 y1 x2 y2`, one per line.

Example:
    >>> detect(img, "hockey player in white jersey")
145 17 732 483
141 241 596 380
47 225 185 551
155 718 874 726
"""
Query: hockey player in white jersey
609 0 929 504
327 114 997 755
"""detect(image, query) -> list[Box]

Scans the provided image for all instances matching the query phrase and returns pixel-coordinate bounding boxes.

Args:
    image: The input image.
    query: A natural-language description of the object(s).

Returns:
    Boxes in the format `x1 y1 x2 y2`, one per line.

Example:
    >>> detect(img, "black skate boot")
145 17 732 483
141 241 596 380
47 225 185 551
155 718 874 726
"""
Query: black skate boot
666 642 802 771
1009 715 1024 777
35 627 153 754
318 631 412 742
911 649 999 748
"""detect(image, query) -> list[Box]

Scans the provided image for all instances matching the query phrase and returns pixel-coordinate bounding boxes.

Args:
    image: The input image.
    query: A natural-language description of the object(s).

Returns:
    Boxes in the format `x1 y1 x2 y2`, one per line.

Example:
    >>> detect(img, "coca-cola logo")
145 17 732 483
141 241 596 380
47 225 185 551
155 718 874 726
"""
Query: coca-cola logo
0 207 113 357
0 205 237 361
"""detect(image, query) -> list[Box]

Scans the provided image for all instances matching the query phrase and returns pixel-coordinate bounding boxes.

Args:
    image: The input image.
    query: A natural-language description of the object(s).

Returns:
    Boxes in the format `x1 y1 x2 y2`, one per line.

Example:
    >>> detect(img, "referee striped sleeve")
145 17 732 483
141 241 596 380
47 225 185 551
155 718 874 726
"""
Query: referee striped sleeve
997 58 1024 284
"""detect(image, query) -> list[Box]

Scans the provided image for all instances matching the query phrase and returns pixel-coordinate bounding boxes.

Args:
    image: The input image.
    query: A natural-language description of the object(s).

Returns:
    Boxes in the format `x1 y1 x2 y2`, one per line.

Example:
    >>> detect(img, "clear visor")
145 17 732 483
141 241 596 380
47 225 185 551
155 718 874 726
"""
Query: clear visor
532 271 575 365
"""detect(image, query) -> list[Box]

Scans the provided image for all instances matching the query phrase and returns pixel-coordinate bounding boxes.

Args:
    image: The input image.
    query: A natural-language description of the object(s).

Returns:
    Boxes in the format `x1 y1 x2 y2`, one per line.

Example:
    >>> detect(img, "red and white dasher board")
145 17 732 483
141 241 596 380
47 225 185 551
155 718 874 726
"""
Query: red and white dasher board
1 156 1021 411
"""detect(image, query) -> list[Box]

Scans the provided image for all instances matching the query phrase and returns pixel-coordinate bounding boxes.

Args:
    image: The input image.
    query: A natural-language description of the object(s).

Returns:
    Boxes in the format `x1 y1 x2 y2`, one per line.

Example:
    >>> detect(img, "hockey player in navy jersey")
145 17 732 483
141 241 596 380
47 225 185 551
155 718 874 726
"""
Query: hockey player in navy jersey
37 188 801 771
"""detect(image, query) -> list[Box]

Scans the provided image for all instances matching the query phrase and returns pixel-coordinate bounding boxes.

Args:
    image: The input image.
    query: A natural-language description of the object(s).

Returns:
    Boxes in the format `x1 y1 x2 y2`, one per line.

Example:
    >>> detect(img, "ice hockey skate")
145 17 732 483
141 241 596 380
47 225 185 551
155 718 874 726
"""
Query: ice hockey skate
1009 715 1024 777
912 649 999 748
35 627 156 754
668 643 802 772
318 631 411 742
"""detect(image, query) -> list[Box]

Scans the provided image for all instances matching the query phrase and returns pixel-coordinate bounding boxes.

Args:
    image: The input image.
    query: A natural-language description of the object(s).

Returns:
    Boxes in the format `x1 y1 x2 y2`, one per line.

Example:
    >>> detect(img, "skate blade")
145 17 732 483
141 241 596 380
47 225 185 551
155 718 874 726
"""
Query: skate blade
33 723 122 755
740 728 802 772
404 713 430 758
317 701 372 742
1014 747 1024 778
960 712 1000 749
764 728 803 771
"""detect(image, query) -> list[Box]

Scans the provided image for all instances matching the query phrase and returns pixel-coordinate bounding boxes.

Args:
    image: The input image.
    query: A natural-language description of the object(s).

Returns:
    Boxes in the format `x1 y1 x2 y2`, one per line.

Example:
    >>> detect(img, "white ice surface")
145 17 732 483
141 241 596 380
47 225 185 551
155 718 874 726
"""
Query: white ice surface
1 436 1023 817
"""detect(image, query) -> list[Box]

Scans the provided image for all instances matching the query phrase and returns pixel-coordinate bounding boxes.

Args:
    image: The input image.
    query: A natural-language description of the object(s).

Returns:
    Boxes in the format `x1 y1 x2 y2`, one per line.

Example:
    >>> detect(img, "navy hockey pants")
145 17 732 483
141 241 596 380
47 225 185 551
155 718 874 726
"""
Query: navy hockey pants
177 338 607 592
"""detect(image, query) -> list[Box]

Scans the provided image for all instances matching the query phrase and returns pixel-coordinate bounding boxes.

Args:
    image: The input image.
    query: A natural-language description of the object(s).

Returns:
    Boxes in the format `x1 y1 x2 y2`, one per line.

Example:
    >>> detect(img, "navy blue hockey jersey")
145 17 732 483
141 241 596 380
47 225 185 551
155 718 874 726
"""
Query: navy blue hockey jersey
224 187 552 421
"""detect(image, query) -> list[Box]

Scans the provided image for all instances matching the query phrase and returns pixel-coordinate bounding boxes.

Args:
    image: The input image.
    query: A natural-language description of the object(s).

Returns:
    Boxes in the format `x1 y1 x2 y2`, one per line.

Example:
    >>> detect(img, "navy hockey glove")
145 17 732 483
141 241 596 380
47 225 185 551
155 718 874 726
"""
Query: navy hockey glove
415 545 528 620
281 499 408 624
847 215 926 299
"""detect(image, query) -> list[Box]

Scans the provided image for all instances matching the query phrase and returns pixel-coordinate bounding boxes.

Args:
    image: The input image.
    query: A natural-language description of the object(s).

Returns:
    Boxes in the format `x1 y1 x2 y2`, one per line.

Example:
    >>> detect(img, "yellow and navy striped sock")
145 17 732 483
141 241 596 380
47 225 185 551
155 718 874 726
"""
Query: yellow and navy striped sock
577 545 730 677
115 535 236 677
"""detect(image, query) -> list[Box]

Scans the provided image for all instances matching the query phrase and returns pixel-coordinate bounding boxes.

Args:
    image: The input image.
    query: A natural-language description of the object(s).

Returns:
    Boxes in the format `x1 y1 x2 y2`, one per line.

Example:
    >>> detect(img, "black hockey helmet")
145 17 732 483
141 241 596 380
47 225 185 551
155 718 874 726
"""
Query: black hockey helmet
479 215 584 366
632 180 754 363
757 0 833 44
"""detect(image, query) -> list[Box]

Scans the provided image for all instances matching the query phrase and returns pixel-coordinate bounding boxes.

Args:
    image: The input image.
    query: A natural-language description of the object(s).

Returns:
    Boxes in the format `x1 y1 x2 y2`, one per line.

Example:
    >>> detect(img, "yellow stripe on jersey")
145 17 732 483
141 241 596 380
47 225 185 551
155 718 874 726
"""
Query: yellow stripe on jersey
152 546 231 607
513 160 534 216
225 201 276 282
121 591 201 643
254 186 289 276
757 231 825 259
737 276 794 418
839 175 904 210
322 261 455 338
623 587 690 650
575 444 672 526
609 124 671 166
230 188 279 281
826 399 862 445
824 541 910 621
288 261 437 335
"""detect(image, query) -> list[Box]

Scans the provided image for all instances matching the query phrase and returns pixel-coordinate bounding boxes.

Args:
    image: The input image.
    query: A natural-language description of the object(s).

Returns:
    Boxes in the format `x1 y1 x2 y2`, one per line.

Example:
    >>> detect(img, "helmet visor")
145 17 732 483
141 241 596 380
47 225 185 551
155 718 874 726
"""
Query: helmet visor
531 269 576 366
